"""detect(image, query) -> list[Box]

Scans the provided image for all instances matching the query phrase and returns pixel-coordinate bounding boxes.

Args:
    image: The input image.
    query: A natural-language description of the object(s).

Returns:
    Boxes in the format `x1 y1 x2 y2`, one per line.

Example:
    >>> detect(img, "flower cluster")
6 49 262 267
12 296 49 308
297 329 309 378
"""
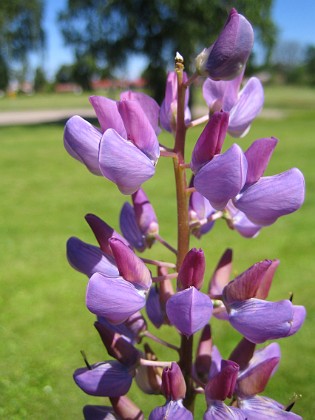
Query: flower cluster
64 8 306 419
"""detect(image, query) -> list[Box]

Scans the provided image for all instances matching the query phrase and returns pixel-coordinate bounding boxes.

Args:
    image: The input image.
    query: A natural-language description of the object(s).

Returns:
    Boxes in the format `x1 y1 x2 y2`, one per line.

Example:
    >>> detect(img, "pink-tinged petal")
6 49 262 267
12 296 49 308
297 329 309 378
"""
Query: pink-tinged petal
86 273 146 324
118 100 160 162
223 260 273 305
89 96 126 137
99 129 156 195
204 401 246 420
94 321 140 367
235 168 305 226
256 259 280 300
237 356 280 397
64 115 102 175
228 77 264 137
73 361 132 397
191 111 229 173
238 342 280 380
194 144 247 210
119 202 146 252
110 396 144 420
85 213 130 256
202 72 243 112
177 248 205 291
228 338 256 371
208 248 232 298
194 325 212 383
228 299 306 344
109 238 152 290
166 287 213 336
120 91 161 136
132 188 159 237
205 9 254 81
244 137 278 186
149 401 193 420
226 202 262 238
146 285 164 328
239 396 302 419
160 71 191 133
205 360 239 401
66 237 119 278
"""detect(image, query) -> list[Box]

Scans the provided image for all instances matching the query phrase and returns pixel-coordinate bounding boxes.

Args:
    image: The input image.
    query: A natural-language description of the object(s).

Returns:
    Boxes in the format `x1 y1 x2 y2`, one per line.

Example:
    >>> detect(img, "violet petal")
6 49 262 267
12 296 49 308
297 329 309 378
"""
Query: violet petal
235 168 305 226
73 361 132 397
228 298 306 344
89 96 126 137
204 400 246 419
166 287 213 336
120 90 161 136
99 128 156 195
194 144 247 210
228 77 264 137
205 9 254 81
86 273 146 324
239 396 302 419
118 100 160 162
64 115 102 175
120 202 146 252
244 137 278 186
149 401 193 420
66 237 119 278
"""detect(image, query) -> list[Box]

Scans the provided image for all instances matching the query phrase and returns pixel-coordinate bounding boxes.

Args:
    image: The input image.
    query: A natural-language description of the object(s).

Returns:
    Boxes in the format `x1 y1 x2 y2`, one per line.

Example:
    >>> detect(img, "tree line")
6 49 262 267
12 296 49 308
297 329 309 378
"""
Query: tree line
1 1 315 96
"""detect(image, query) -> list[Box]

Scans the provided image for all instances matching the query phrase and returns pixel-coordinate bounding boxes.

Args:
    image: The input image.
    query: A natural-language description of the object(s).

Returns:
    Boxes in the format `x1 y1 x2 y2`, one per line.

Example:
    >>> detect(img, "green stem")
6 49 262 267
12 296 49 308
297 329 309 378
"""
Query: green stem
173 56 195 413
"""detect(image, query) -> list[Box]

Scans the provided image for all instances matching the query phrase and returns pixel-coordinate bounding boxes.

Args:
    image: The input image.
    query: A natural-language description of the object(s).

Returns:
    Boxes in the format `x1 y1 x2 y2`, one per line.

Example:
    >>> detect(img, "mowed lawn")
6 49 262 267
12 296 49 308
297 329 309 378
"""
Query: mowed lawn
0 86 315 419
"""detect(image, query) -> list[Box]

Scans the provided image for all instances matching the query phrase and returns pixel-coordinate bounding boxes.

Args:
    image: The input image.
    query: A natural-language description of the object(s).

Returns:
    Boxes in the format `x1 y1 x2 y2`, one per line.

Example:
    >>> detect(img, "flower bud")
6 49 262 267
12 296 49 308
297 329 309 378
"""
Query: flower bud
161 362 186 401
177 248 206 290
196 9 254 81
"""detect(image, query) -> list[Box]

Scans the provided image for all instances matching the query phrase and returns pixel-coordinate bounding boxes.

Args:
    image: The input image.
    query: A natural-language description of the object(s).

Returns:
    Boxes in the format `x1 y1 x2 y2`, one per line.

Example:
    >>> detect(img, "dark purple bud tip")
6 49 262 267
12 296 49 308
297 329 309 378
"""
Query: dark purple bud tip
177 248 206 290
161 362 186 401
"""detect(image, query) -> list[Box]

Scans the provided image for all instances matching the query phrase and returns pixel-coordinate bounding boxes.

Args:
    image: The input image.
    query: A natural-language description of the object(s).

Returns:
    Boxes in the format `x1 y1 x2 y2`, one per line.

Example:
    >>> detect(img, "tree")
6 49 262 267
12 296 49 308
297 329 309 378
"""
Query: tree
0 53 9 90
34 66 47 92
58 0 277 101
0 1 45 78
305 45 315 85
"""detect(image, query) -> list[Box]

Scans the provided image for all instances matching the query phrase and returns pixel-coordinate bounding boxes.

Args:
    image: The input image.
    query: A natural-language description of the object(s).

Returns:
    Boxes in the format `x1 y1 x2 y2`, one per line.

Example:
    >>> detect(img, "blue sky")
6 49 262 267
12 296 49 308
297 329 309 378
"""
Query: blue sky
34 0 315 80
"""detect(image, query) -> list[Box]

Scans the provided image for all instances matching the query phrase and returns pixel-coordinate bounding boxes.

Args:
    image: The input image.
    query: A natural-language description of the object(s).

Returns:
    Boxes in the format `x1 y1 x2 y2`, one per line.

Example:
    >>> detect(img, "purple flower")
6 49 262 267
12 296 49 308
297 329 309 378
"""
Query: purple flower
160 71 191 133
120 188 159 251
149 401 193 420
194 137 305 226
195 8 254 81
64 96 160 194
149 363 193 420
73 361 133 397
86 273 147 324
66 237 119 278
86 239 152 324
85 213 131 256
189 189 216 238
166 287 213 336
120 90 161 135
222 260 306 343
204 360 245 419
177 248 206 290
238 396 302 419
203 71 264 137
191 111 229 174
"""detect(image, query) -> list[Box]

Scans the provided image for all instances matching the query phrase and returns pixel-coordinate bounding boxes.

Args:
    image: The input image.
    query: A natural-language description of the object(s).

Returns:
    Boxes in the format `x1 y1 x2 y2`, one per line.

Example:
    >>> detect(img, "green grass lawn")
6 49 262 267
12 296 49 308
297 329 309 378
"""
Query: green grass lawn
0 86 315 419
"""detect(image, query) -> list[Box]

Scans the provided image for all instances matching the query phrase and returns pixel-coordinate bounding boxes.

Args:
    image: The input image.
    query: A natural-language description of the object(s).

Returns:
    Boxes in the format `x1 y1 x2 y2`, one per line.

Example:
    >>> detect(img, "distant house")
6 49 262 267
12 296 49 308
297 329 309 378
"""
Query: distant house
54 83 82 94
